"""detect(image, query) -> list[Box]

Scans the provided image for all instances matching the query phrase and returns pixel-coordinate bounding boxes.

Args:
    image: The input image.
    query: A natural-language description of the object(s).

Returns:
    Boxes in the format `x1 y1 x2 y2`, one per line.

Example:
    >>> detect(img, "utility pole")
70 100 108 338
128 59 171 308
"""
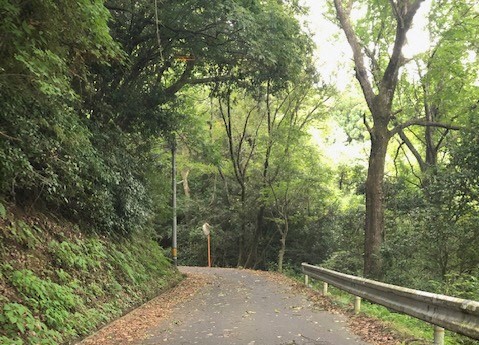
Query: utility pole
171 136 177 267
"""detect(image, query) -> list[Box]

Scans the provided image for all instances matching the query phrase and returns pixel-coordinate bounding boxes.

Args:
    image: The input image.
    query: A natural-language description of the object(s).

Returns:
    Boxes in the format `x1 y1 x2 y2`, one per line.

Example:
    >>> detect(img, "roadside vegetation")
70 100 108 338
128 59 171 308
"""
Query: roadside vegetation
0 203 180 344
323 285 478 345
1 0 478 344
284 270 478 345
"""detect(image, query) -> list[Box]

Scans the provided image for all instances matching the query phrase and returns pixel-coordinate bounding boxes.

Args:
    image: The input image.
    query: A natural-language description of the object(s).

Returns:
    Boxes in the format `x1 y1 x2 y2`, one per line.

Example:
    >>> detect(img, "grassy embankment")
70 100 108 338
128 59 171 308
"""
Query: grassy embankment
0 202 182 345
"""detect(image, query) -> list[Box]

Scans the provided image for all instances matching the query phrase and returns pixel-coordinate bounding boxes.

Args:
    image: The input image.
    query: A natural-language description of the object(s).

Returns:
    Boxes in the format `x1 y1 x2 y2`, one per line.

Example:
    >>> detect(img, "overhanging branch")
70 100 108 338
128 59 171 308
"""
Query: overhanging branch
389 118 462 138
397 128 426 171
164 60 195 96
186 74 235 85
0 131 20 141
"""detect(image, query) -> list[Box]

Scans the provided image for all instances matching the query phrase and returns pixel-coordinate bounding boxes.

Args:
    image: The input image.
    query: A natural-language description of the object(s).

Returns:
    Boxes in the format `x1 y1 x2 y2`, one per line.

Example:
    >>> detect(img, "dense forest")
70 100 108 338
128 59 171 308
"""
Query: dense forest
1 0 479 343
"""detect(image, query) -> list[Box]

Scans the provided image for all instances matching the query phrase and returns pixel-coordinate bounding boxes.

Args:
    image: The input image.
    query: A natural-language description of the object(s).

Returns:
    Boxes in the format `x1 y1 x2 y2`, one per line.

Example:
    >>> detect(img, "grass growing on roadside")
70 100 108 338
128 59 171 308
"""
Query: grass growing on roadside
284 270 479 345
0 210 182 345
321 284 434 342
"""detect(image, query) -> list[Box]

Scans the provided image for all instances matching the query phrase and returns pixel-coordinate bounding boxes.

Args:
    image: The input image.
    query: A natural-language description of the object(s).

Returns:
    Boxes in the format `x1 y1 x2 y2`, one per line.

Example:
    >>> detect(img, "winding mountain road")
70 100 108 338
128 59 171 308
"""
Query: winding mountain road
140 266 370 345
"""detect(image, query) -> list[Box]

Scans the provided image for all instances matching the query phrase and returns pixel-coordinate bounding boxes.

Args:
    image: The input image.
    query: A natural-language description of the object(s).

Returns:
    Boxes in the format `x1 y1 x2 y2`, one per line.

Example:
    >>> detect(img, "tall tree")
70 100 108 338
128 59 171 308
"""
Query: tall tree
334 0 479 278
244 78 330 268
393 1 478 185
217 89 265 266
333 0 425 277
266 138 328 272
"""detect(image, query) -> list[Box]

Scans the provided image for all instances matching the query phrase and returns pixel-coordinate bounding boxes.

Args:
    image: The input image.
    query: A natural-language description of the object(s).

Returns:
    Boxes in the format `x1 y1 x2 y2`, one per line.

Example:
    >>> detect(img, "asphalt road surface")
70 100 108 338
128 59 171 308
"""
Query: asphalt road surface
141 267 370 345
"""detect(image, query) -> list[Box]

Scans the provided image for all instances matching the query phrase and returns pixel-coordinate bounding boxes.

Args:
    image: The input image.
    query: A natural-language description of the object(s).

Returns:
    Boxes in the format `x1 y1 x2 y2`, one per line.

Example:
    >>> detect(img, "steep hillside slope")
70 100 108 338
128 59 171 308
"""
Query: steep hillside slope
0 203 181 345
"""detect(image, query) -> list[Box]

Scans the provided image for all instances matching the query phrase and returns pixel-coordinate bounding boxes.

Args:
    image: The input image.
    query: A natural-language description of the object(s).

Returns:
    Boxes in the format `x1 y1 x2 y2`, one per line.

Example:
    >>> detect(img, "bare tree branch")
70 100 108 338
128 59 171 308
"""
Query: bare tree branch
186 74 233 85
218 95 243 188
164 60 195 96
364 46 381 87
242 107 265 177
390 117 462 137
237 104 258 172
333 0 376 109
435 128 450 153
397 128 426 171
381 0 425 94
393 139 405 177
398 139 423 186
388 0 401 23
363 112 373 134
0 131 20 141
238 103 262 180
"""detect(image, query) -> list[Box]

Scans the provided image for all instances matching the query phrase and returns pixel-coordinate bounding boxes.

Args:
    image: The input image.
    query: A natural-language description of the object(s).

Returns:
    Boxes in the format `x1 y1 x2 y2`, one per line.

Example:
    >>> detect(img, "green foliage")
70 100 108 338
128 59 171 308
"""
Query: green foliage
171 78 336 269
322 251 363 276
0 302 62 344
1 0 478 342
0 303 35 336
3 221 40 249
55 269 71 284
0 209 180 344
8 269 80 331
0 99 153 236
382 126 479 290
0 336 22 345
0 0 150 237
1 0 315 241
48 238 106 271
0 202 6 219
430 272 479 301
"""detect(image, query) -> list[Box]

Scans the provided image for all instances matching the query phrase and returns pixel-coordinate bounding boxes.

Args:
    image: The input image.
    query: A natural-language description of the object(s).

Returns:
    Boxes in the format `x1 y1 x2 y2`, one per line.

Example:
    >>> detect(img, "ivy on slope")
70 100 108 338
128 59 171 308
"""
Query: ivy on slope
0 206 181 345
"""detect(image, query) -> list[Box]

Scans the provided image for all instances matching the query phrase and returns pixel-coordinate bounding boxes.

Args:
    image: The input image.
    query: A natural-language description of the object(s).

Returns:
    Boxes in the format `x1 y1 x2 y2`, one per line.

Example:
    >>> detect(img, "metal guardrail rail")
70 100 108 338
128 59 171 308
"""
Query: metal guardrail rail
302 263 479 341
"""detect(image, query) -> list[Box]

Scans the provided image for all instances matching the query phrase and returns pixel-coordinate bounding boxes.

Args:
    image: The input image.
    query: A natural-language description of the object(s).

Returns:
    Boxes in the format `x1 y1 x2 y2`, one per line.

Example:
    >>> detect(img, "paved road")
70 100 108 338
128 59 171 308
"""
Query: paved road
141 267 370 345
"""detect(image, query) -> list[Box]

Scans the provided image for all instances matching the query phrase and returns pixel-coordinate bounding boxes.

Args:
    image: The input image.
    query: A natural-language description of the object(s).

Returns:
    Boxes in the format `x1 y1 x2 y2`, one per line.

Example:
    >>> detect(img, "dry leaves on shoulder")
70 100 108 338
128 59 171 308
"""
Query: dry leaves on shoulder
78 273 211 345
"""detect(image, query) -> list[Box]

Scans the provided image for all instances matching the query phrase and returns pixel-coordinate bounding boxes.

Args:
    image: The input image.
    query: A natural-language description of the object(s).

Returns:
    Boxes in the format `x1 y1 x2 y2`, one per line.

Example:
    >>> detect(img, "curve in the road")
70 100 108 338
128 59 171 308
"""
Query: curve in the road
141 267 370 345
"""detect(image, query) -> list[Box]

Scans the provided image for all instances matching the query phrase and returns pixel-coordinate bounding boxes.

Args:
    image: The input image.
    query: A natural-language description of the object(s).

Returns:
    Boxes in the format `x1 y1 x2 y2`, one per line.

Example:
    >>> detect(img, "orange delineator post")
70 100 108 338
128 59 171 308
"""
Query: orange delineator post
207 234 211 267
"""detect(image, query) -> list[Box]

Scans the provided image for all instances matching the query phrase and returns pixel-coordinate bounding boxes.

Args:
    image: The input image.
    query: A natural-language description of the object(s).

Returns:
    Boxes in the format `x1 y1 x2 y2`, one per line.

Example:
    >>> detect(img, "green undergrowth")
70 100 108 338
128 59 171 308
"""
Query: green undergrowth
0 204 182 345
284 270 479 345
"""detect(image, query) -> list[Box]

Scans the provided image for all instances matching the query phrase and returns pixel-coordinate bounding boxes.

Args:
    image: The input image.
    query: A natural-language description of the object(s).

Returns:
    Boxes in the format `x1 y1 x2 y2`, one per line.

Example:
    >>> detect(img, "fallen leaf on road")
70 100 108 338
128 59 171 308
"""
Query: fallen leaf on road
77 273 211 345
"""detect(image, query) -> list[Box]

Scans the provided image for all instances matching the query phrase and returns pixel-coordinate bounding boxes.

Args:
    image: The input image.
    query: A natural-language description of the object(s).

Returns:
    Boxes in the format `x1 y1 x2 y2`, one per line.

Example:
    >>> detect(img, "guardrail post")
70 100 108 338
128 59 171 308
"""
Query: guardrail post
354 296 361 314
323 282 328 295
434 326 445 345
301 262 479 341
305 274 309 286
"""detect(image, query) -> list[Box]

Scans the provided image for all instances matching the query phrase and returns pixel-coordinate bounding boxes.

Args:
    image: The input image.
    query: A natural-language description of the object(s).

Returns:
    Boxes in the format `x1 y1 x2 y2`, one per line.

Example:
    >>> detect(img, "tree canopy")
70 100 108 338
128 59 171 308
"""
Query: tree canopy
0 0 314 235
1 1 479 336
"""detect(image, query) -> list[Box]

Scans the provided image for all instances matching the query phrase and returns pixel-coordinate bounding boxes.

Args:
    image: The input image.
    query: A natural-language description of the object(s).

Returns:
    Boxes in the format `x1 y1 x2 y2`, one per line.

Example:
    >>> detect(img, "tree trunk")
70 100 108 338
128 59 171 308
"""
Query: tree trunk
277 218 288 273
333 0 425 280
364 124 389 278
237 186 246 267
245 87 273 269
181 167 191 198
237 232 245 267
278 237 286 273
244 205 264 268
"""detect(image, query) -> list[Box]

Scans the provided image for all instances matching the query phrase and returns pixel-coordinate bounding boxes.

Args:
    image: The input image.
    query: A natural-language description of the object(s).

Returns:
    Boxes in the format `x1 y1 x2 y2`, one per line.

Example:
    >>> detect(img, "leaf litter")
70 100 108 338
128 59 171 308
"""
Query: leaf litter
257 270 403 345
76 273 211 345
77 269 408 345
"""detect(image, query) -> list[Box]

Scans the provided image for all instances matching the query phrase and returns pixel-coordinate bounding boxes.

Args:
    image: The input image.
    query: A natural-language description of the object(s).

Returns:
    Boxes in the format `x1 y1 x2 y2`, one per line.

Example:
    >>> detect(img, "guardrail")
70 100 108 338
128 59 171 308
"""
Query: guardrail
301 263 479 344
